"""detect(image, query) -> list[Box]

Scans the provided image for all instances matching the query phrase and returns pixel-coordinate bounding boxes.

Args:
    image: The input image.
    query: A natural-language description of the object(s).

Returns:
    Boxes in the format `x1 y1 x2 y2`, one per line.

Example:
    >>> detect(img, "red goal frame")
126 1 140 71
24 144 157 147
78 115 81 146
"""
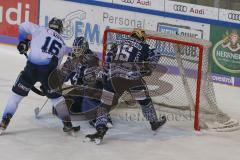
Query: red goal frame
102 28 204 131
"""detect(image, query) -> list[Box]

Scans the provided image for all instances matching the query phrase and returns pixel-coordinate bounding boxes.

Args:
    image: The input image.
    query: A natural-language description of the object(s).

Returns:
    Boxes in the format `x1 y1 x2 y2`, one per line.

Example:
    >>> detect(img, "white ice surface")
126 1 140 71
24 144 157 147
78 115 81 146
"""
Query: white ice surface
0 44 240 160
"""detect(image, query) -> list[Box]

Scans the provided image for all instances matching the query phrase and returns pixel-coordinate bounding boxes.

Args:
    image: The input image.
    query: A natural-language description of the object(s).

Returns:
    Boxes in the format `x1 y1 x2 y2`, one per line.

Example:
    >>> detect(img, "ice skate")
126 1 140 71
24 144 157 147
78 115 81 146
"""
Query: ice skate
150 116 167 131
0 113 12 135
85 126 108 145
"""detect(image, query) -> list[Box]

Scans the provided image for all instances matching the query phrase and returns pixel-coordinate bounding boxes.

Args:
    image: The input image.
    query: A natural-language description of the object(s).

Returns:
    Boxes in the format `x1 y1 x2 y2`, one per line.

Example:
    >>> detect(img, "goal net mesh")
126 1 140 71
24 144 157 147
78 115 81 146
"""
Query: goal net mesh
102 28 239 131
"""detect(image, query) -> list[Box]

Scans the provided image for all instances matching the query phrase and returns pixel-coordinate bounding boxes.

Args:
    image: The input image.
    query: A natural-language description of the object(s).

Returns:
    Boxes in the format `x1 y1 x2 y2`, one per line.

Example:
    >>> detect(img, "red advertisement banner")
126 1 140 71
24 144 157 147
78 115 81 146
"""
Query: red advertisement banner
0 0 39 38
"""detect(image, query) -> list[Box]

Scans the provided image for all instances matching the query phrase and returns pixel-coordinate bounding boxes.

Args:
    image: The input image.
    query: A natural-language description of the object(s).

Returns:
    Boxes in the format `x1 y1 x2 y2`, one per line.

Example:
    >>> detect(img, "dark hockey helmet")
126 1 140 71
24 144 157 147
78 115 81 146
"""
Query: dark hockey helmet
72 36 89 57
48 17 63 33
131 28 146 41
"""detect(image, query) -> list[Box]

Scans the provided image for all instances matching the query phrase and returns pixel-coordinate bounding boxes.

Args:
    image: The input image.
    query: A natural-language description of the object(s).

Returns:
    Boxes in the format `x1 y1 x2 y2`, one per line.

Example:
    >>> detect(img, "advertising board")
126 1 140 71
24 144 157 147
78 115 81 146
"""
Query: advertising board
113 0 164 11
0 0 39 44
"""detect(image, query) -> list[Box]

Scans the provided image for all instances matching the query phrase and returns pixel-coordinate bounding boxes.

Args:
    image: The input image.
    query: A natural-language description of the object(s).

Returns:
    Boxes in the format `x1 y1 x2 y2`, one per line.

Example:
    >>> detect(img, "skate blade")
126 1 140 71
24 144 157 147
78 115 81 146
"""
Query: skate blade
94 139 102 145
84 137 102 145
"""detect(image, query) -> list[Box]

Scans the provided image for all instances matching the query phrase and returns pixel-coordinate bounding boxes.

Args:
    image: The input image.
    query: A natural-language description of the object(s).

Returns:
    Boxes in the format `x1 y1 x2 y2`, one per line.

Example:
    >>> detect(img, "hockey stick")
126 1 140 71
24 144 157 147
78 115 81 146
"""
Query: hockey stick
34 98 49 118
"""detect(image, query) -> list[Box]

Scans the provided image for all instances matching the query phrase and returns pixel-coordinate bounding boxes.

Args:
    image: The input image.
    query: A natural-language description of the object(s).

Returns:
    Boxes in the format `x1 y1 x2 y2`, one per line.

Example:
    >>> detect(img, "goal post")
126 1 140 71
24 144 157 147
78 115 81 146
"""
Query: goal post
102 28 240 132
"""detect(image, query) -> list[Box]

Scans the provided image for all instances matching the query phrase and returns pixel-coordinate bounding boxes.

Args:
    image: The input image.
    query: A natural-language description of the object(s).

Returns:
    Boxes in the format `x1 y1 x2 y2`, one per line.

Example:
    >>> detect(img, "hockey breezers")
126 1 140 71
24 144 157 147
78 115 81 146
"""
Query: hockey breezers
21 52 45 96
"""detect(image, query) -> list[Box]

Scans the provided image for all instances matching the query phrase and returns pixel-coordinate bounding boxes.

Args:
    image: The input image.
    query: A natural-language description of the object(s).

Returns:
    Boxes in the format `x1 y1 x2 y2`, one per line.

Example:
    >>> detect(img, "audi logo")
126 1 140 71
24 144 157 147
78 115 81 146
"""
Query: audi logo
228 13 240 21
173 4 188 12
121 0 134 4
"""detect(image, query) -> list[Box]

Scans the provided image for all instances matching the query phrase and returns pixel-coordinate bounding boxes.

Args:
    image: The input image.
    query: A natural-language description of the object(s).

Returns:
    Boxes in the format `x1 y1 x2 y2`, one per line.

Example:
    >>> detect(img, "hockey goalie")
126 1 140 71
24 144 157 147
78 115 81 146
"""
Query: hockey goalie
50 36 112 126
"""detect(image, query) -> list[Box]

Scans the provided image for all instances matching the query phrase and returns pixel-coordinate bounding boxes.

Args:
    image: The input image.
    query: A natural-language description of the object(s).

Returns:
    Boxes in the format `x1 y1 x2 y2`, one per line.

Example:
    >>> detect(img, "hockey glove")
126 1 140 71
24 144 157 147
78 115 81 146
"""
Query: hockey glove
17 39 30 54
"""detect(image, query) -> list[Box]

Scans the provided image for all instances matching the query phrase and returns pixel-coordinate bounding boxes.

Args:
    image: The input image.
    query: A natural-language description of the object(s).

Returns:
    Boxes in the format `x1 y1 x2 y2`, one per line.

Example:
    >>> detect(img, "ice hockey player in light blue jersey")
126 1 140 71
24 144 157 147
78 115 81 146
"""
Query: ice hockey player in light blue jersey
0 18 74 135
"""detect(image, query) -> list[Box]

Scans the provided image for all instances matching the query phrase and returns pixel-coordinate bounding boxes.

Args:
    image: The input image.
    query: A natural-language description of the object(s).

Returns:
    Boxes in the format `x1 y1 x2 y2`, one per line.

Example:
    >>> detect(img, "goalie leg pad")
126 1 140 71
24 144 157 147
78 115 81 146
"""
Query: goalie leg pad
51 96 70 121
100 89 115 106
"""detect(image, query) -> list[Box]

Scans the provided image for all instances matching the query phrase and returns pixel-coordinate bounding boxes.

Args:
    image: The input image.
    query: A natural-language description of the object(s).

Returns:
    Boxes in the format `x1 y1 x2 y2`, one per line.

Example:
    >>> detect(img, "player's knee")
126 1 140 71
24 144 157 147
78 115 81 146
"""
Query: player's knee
5 92 24 109
10 92 24 104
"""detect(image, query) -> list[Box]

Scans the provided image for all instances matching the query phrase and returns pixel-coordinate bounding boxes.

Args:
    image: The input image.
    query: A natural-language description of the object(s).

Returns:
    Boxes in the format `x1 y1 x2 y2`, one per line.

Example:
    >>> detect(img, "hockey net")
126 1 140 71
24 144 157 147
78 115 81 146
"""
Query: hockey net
102 28 240 132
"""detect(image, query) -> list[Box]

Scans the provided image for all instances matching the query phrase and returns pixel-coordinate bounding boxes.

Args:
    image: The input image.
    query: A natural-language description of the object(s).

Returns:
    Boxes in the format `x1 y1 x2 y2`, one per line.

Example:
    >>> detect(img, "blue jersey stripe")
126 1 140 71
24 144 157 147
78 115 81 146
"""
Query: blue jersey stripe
64 0 240 28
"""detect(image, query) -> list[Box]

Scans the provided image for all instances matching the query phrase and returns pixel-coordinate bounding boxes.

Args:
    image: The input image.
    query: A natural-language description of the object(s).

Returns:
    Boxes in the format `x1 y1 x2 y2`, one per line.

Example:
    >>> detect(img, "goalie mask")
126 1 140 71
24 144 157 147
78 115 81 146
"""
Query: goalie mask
48 17 63 33
72 37 89 57
131 28 146 42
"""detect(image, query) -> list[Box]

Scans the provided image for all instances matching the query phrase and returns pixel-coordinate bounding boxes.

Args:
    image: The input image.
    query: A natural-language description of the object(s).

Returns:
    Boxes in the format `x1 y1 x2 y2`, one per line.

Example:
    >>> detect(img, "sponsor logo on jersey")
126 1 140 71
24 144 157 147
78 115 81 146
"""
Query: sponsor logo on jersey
0 0 39 39
17 83 30 92
212 30 240 74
